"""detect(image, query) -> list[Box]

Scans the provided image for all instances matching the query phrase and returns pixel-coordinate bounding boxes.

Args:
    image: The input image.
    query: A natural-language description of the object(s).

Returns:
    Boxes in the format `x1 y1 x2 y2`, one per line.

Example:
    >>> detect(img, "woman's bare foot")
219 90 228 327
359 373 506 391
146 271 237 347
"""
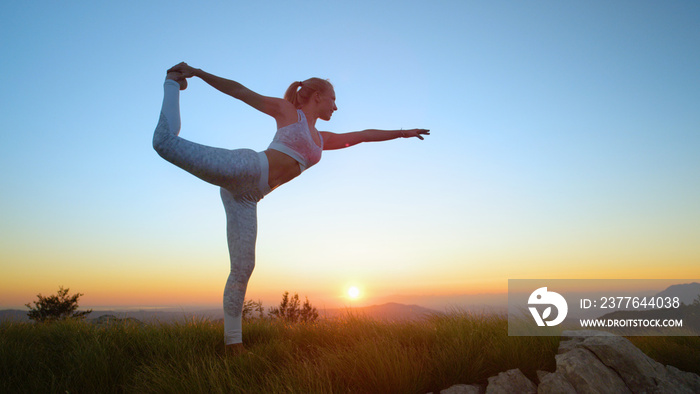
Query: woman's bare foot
166 71 188 91
225 343 247 356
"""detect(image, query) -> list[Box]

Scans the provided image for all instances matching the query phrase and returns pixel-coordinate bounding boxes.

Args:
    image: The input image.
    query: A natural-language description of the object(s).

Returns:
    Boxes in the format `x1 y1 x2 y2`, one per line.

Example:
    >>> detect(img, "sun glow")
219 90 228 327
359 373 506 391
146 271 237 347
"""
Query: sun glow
347 286 360 299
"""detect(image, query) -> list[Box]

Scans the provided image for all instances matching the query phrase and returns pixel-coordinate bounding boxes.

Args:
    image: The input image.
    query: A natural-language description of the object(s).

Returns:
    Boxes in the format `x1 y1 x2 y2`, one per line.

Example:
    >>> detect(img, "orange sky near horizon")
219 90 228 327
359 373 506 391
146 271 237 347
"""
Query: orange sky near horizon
4 247 698 311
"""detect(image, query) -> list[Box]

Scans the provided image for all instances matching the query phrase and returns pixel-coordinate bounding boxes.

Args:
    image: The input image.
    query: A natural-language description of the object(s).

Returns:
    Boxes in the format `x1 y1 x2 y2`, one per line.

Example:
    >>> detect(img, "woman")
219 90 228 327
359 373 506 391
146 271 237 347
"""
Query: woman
153 62 429 353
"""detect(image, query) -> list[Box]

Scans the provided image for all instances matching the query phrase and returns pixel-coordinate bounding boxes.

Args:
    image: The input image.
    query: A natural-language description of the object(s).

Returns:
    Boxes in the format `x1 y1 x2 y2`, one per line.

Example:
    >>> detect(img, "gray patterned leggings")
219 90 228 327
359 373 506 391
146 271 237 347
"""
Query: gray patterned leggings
153 79 271 344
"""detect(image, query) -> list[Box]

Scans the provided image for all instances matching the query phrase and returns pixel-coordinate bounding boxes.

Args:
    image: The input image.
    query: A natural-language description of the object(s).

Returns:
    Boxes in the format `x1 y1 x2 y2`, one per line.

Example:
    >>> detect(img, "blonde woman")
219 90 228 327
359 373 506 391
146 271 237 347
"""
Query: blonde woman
153 62 429 353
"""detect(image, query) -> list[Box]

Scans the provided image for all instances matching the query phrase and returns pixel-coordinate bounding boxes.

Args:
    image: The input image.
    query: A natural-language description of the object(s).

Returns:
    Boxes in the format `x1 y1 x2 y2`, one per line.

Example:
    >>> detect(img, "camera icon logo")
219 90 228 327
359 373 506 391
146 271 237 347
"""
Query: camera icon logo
528 287 568 326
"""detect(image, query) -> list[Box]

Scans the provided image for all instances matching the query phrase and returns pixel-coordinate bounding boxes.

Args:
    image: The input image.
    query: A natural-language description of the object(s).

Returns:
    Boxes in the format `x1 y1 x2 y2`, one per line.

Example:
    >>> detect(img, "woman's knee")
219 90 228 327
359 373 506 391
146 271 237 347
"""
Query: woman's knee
230 261 255 281
152 114 183 160
152 115 171 152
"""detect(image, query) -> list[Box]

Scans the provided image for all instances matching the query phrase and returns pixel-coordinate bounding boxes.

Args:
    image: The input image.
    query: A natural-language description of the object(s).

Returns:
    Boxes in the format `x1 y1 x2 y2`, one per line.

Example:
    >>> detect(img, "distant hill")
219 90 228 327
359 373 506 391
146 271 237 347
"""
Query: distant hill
0 309 224 324
596 282 700 334
0 303 442 324
320 302 442 321
654 282 700 305
0 309 29 323
2 304 444 324
598 303 700 334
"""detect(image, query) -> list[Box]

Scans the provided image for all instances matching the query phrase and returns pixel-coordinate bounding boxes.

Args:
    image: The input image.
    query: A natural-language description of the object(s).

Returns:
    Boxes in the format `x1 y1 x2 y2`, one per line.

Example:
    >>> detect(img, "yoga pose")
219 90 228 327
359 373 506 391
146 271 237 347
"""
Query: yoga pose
153 62 429 353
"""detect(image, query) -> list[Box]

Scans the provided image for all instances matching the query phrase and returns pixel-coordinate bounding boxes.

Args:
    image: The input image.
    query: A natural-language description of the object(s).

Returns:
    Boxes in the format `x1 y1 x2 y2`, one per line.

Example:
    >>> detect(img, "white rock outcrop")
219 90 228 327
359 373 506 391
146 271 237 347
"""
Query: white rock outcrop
437 330 700 394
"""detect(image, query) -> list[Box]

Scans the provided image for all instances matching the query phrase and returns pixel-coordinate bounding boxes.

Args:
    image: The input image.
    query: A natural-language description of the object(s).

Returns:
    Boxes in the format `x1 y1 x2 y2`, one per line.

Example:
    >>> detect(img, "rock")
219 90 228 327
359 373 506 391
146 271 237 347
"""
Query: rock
558 330 615 354
438 330 700 394
578 335 669 392
485 369 536 394
575 333 699 393
440 384 483 394
555 347 632 393
540 331 700 394
666 365 700 393
556 338 581 354
536 371 576 394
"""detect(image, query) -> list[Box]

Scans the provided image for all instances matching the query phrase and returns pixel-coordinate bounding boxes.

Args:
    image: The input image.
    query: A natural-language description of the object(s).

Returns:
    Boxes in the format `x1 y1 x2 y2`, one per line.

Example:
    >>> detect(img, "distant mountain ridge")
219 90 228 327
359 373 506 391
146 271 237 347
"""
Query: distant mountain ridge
0 302 442 324
0 309 223 324
3 283 696 324
0 309 28 323
595 282 700 334
320 302 443 321
654 282 700 305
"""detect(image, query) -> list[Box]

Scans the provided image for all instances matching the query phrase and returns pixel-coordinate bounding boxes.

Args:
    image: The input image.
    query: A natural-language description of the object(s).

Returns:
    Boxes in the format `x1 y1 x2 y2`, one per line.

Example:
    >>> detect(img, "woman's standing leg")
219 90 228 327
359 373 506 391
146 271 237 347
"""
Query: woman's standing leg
220 189 258 348
219 152 270 351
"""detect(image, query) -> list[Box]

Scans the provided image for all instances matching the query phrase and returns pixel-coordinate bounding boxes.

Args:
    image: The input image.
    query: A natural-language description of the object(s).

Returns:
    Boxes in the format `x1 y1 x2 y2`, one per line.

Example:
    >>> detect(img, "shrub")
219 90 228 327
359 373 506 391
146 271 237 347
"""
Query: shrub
25 286 92 322
242 299 265 320
268 291 318 323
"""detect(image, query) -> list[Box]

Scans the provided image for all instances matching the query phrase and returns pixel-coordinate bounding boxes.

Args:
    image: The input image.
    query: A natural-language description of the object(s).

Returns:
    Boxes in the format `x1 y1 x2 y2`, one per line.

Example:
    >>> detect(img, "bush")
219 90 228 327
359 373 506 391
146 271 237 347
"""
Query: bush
268 291 318 323
242 299 265 320
25 286 92 322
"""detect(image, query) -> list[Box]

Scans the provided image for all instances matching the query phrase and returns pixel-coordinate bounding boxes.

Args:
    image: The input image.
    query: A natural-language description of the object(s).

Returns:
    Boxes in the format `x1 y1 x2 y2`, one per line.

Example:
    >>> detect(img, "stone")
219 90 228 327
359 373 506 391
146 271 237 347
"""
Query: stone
666 365 700 393
536 371 576 394
571 333 700 393
439 384 483 394
436 330 700 394
578 335 669 392
558 330 615 354
485 369 536 394
556 338 582 354
555 347 632 393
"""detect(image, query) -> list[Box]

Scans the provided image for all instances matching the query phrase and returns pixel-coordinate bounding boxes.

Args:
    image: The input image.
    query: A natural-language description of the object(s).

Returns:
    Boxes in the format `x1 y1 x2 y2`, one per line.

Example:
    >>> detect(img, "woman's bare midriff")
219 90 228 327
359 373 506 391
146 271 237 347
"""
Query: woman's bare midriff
264 149 302 190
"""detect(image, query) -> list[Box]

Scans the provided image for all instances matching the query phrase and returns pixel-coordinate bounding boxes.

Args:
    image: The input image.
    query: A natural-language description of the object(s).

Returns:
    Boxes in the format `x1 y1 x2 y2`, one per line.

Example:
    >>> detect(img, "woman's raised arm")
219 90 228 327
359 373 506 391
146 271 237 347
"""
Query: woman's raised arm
320 129 430 150
168 62 295 122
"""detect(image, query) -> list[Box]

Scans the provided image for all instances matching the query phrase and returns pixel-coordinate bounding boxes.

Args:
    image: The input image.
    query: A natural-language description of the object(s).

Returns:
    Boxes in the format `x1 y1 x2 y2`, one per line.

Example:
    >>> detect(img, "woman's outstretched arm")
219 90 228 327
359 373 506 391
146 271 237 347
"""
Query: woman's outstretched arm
168 62 294 122
320 129 430 150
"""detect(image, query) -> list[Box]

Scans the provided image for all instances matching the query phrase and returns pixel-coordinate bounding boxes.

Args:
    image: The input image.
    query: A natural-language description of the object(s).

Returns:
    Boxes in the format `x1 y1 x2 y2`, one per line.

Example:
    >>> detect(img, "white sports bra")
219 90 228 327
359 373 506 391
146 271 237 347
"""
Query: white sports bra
267 110 323 172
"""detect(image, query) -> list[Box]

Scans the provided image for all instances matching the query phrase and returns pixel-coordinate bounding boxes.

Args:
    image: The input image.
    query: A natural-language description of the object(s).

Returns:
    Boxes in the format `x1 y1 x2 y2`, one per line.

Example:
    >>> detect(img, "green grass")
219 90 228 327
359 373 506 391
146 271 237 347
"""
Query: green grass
1 312 697 393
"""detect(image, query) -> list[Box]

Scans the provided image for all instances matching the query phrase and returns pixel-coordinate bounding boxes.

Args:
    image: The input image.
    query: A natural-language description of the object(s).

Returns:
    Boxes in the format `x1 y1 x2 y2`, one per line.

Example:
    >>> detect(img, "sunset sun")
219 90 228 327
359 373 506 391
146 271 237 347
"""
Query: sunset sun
347 286 360 299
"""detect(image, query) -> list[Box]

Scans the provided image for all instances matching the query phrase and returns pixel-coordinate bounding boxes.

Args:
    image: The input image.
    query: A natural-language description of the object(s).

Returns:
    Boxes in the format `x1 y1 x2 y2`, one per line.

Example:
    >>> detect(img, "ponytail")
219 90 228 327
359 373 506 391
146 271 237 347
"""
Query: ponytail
283 81 304 108
284 78 333 109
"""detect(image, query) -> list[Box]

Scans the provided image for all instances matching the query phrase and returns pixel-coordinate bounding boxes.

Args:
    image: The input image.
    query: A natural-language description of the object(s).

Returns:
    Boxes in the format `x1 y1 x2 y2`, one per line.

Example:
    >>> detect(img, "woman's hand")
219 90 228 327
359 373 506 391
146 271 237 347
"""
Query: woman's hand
167 62 197 79
400 129 430 140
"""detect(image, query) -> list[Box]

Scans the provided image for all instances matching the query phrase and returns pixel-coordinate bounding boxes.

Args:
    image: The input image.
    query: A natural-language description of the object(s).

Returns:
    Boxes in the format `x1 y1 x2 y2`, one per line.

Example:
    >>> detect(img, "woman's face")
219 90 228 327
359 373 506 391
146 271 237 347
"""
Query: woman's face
319 88 337 121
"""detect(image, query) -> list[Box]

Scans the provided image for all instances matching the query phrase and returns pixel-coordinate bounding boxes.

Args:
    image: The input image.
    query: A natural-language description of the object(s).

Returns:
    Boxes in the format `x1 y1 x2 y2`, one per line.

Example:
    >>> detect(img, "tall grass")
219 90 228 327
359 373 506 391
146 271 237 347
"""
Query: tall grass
1 311 696 393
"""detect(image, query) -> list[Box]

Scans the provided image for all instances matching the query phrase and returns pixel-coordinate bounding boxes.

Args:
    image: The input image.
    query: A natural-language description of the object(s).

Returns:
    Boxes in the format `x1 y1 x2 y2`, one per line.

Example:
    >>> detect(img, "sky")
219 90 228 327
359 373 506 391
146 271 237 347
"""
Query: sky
1 1 698 311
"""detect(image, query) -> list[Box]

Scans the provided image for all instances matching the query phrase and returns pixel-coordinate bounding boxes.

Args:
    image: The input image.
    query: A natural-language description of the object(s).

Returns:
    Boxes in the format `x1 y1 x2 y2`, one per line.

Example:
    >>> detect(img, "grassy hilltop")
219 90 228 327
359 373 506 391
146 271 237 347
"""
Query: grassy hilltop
1 312 698 393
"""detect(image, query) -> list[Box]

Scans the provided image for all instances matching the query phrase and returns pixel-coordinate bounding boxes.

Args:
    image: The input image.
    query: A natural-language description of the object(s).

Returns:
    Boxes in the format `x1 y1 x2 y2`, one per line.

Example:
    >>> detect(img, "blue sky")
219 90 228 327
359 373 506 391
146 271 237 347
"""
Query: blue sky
1 1 698 309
